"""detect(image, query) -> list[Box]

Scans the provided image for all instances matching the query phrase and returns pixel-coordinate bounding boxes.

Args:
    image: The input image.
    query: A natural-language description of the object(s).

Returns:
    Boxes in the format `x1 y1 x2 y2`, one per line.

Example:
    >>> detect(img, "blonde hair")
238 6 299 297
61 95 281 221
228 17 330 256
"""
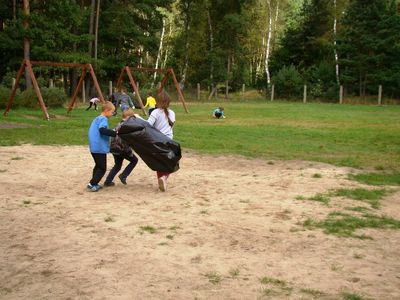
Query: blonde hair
102 101 115 112
156 91 174 127
122 108 135 119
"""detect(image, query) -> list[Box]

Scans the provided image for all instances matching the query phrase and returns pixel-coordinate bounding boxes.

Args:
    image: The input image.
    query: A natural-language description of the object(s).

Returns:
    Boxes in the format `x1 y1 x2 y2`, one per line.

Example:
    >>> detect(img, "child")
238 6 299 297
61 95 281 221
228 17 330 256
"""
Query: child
104 109 139 186
147 91 175 191
86 97 100 111
116 88 135 112
212 107 225 119
87 101 116 192
144 92 157 115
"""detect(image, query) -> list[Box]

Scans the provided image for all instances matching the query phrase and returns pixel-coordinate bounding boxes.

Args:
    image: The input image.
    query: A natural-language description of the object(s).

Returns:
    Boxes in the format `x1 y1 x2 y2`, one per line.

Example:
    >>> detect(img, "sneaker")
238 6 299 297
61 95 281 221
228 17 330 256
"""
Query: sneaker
89 184 101 192
118 174 127 185
104 182 115 187
158 176 167 192
87 183 93 189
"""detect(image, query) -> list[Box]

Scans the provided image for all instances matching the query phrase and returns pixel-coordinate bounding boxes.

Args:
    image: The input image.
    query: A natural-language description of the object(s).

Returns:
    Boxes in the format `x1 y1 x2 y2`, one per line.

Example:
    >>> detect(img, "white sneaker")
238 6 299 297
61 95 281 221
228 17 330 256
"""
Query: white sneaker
158 176 167 192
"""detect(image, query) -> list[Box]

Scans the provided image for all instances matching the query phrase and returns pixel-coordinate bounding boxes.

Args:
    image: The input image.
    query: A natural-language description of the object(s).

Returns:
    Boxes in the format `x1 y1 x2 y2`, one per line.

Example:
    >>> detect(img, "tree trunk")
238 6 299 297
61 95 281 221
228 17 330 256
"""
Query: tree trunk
13 0 17 20
94 0 100 60
225 55 231 99
86 0 96 99
161 21 172 69
152 18 166 88
333 0 340 84
207 10 214 87
265 0 273 87
180 8 190 89
23 0 32 89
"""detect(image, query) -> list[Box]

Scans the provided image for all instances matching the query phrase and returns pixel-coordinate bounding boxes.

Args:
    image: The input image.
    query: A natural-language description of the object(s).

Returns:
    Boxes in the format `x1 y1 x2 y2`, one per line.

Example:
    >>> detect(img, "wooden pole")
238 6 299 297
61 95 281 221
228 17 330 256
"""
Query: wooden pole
378 85 382 105
23 0 32 89
125 66 146 116
87 64 105 102
116 67 125 89
26 60 49 120
242 84 245 94
68 66 87 113
49 79 54 88
4 60 26 116
303 85 307 103
169 69 189 113
12 78 16 89
197 83 200 101
82 79 86 103
109 81 112 97
339 85 343 104
271 84 274 102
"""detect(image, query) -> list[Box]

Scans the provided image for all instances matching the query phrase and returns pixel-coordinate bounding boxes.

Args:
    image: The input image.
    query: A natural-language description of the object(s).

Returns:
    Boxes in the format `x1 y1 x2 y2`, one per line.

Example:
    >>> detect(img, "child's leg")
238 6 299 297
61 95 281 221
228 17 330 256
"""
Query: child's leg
90 153 107 185
86 102 93 111
94 103 97 110
120 154 138 180
105 154 123 183
157 171 170 192
156 171 170 179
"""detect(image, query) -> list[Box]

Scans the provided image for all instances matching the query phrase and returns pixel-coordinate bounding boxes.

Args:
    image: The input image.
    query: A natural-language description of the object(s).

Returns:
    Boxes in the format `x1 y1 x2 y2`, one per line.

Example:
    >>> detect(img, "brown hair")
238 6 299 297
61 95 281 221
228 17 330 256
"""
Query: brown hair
122 108 135 119
102 101 115 112
156 91 174 127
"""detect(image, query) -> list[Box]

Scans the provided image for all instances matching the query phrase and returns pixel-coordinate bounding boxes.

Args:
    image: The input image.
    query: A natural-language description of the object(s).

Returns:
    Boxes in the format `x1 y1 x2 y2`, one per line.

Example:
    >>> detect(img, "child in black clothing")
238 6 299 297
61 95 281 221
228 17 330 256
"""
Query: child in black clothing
104 108 139 186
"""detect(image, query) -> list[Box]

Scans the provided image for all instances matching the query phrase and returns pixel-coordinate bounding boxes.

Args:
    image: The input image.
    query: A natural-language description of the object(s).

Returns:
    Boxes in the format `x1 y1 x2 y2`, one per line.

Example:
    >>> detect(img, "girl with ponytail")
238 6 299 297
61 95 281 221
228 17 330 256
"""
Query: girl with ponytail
147 91 176 191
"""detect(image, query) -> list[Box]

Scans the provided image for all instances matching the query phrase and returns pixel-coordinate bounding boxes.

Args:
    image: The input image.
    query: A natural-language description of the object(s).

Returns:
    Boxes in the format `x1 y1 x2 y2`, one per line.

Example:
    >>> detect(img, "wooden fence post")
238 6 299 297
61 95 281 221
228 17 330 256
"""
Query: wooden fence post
12 78 16 89
197 83 200 101
109 81 112 97
49 79 53 88
82 79 86 103
339 85 343 104
271 84 275 102
303 85 307 103
242 84 245 94
378 85 382 105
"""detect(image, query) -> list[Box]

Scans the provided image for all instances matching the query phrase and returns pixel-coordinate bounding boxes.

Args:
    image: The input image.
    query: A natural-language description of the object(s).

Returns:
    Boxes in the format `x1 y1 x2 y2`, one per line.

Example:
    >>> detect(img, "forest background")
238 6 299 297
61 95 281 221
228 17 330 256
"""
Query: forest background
0 0 400 102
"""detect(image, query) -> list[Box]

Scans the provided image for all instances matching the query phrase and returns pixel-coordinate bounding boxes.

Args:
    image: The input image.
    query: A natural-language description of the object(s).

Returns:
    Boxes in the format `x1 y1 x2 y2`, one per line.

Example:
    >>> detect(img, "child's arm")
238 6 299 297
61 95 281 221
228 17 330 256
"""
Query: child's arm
99 127 116 137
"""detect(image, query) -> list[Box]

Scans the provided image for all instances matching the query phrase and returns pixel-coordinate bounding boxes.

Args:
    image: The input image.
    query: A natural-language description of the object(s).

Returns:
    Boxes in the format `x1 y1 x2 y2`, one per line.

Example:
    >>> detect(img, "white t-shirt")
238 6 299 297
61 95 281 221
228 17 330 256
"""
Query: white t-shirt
147 108 175 139
89 97 100 103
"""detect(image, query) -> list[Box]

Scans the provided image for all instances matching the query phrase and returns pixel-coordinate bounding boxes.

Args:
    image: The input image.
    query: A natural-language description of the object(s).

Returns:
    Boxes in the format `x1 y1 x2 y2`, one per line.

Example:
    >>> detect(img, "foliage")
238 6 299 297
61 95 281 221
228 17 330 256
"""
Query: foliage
271 65 303 98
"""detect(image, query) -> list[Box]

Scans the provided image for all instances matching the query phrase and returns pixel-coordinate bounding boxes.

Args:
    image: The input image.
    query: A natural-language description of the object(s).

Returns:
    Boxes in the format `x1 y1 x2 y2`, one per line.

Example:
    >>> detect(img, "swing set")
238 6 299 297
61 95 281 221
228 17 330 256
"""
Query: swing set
3 60 189 119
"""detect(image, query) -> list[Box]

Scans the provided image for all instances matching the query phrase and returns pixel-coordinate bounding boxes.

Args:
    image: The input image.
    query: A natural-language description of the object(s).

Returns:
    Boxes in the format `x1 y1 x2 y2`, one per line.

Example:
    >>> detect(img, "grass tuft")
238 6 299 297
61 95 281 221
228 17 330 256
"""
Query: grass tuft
304 211 400 238
348 172 400 186
204 271 221 285
139 225 157 234
300 288 325 297
11 156 24 160
330 188 389 209
312 173 322 178
104 216 114 222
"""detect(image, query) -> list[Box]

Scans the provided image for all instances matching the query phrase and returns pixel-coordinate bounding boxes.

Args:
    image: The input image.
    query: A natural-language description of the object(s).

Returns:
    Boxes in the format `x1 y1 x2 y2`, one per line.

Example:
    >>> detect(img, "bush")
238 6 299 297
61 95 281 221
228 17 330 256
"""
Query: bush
272 65 303 99
17 87 67 108
0 85 21 109
41 87 68 108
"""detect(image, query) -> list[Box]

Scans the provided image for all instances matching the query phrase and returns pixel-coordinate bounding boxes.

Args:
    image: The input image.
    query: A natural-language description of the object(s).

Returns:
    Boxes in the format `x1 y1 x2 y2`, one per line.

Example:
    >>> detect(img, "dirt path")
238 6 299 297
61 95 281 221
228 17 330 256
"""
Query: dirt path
0 145 399 299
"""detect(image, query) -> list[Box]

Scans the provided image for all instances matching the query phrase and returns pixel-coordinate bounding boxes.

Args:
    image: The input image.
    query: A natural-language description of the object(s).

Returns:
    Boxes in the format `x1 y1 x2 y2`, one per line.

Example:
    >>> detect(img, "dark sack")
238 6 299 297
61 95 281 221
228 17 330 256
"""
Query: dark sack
118 116 181 173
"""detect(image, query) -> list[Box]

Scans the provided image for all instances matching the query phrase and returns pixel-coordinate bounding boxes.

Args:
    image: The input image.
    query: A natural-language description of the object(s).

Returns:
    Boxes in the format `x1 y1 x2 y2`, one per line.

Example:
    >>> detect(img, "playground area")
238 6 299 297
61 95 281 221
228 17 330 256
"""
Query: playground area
1 144 399 299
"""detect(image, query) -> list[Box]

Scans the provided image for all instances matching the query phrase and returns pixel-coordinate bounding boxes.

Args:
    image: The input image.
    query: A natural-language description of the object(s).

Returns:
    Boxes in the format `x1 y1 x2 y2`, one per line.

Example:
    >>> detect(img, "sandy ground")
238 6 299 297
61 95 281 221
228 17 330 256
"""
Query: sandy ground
0 145 399 300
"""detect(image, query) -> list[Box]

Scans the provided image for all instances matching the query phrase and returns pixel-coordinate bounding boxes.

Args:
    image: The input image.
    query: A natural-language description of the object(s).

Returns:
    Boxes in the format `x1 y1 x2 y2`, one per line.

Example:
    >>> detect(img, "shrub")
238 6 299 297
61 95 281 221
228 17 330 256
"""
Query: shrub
41 87 68 108
272 65 303 99
17 87 67 108
0 85 21 109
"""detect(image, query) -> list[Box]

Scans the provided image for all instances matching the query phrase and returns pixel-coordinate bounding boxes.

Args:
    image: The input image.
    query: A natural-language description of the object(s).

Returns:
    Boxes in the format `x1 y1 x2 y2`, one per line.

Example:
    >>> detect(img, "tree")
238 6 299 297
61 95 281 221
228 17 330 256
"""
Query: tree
338 0 400 97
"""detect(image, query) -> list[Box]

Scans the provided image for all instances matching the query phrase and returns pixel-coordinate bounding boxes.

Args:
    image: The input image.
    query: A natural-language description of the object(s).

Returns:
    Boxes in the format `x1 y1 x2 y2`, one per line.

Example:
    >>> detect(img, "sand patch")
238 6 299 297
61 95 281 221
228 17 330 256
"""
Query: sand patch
0 145 399 299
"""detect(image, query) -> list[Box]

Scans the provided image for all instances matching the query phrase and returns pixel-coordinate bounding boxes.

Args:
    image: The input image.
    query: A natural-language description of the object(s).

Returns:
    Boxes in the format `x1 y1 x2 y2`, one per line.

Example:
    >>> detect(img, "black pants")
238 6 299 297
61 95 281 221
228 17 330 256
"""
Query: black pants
105 153 138 183
90 153 107 185
86 102 97 110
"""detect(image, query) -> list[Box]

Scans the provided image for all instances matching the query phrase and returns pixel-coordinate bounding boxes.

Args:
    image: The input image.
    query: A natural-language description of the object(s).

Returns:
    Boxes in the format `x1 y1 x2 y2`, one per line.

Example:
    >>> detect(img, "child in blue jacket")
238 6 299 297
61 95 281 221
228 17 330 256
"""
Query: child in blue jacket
87 101 116 192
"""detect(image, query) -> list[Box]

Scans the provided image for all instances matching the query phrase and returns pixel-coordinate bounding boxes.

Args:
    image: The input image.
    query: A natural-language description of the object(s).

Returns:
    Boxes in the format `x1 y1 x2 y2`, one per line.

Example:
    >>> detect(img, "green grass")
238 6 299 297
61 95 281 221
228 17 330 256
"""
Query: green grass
1 102 399 170
104 216 114 222
204 271 222 285
139 225 157 234
303 211 400 238
349 172 400 186
300 288 325 297
342 291 371 300
295 193 330 205
330 188 388 209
